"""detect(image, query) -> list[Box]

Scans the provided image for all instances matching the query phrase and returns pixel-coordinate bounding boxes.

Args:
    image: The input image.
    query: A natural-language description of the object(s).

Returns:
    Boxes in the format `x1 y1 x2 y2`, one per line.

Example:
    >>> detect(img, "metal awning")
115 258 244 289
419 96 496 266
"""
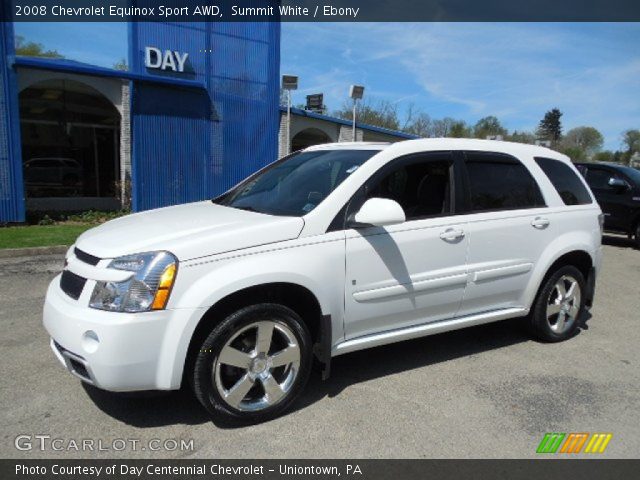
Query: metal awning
12 56 205 90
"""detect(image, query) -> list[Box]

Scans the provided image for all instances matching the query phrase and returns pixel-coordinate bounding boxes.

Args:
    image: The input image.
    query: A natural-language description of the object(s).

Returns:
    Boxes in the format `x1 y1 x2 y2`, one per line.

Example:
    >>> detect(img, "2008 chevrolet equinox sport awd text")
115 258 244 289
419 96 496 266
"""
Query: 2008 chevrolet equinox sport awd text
44 139 603 424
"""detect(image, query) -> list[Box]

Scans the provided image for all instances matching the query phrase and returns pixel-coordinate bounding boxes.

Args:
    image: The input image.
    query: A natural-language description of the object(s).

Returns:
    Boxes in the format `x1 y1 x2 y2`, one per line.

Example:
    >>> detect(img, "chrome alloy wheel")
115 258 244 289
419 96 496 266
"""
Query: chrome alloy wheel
546 274 581 334
213 321 301 412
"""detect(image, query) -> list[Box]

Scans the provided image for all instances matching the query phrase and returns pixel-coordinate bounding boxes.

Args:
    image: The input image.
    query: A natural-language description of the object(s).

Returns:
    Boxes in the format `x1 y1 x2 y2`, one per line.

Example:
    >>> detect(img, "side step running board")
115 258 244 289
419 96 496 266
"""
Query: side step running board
332 307 528 356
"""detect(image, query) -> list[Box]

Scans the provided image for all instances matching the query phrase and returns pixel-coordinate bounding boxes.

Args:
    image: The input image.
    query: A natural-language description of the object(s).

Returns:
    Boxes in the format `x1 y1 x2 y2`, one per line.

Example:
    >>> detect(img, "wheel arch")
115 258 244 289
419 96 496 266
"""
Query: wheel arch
182 282 331 387
526 247 595 311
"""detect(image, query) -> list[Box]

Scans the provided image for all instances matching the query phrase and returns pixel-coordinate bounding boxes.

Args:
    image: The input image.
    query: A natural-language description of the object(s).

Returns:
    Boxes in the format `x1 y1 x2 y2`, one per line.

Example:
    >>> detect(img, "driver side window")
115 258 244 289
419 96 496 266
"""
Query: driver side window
365 157 453 221
585 168 620 191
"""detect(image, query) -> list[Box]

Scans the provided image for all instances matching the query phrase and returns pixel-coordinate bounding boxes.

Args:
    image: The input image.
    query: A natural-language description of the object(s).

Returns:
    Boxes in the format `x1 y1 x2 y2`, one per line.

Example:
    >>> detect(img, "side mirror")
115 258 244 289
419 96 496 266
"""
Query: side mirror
348 198 406 228
608 177 629 191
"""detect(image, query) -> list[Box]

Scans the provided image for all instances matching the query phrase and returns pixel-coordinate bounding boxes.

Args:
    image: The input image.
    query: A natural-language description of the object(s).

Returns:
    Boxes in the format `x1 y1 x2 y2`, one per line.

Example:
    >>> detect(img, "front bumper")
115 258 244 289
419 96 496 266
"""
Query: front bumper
43 274 184 391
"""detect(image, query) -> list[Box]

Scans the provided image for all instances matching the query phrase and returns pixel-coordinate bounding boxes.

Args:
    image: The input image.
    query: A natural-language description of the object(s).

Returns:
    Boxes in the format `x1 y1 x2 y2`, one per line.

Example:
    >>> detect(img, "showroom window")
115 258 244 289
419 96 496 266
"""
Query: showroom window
19 79 120 199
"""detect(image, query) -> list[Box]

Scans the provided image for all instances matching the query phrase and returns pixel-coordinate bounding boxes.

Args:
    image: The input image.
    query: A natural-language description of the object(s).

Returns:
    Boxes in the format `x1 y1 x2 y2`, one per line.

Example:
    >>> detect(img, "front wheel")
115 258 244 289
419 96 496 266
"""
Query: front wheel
528 265 586 342
191 304 312 424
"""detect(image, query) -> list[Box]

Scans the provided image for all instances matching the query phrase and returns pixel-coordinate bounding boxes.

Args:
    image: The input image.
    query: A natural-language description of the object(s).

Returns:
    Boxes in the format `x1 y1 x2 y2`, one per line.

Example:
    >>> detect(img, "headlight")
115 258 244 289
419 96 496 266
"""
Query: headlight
89 251 178 313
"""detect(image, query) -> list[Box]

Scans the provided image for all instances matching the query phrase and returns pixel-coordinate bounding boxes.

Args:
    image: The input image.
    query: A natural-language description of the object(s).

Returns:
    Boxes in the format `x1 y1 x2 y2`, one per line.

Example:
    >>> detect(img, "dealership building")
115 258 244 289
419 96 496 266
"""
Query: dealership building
0 18 413 223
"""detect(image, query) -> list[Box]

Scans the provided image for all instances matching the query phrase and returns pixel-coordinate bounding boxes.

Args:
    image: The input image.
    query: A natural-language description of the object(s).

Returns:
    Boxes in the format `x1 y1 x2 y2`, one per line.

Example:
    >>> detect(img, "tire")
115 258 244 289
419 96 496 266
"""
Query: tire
191 303 312 425
528 265 586 342
634 222 640 250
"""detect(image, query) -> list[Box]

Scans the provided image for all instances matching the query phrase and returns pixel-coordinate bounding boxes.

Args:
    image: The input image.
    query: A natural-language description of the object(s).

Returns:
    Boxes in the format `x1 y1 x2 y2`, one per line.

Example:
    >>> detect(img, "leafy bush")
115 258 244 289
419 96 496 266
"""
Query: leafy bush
25 209 129 226
37 215 55 226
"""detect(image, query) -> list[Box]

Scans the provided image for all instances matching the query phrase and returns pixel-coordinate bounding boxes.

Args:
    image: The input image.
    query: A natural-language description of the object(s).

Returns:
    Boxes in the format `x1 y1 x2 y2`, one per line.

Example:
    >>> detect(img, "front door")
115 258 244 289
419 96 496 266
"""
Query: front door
583 166 632 232
344 152 468 340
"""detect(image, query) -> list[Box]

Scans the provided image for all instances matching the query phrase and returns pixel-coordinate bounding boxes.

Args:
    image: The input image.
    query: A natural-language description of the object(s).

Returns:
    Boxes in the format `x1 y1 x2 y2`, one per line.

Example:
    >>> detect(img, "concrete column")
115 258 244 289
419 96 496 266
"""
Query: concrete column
278 112 289 158
339 124 363 142
119 82 131 208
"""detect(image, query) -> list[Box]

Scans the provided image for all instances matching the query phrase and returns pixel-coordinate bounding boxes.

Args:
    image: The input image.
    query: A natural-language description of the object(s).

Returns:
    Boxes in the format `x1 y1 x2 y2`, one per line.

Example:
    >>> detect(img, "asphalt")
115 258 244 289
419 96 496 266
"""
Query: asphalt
1 234 639 459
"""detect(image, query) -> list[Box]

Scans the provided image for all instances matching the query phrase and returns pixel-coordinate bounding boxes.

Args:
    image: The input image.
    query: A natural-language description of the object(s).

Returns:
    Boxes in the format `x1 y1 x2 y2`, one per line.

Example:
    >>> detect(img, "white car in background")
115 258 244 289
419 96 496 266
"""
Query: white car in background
43 139 603 424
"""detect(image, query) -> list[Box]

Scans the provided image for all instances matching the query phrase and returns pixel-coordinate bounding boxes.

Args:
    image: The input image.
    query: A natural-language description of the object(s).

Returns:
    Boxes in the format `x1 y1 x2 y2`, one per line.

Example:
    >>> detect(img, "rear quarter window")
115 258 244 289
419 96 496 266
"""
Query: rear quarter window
534 157 592 205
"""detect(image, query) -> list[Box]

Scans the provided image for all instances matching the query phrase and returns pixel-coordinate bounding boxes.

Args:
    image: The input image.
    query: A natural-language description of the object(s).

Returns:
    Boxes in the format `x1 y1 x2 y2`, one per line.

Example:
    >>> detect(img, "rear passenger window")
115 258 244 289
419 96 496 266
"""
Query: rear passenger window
464 152 545 212
534 157 592 205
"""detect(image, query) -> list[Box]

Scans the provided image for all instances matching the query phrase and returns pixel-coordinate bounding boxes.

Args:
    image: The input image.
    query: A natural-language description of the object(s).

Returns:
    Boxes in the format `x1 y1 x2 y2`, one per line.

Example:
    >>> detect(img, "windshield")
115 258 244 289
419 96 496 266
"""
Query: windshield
215 149 379 216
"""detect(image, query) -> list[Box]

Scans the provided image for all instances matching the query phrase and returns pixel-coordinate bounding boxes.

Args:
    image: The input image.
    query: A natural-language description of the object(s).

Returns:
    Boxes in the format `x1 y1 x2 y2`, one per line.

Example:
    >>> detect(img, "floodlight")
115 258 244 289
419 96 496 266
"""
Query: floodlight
349 85 364 100
282 75 298 91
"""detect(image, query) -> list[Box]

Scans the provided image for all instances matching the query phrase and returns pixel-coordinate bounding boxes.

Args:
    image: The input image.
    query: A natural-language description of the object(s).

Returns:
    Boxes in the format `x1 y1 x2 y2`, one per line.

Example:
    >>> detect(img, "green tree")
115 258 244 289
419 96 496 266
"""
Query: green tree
508 130 536 145
622 129 640 158
15 35 63 58
334 99 399 131
113 58 128 71
537 108 563 144
612 150 624 164
562 146 587 162
404 112 432 137
562 126 604 158
449 120 472 138
432 117 458 137
473 116 507 139
593 151 614 163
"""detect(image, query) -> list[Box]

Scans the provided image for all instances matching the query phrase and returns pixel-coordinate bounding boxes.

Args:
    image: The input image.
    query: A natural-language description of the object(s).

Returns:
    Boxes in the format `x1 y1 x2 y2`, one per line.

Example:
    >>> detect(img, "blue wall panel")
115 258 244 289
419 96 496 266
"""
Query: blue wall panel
0 16 26 222
130 20 280 211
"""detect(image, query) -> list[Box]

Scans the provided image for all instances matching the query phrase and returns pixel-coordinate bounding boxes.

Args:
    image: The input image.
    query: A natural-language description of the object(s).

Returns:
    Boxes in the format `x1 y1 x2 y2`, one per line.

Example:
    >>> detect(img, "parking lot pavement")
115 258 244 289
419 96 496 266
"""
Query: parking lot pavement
1 236 639 459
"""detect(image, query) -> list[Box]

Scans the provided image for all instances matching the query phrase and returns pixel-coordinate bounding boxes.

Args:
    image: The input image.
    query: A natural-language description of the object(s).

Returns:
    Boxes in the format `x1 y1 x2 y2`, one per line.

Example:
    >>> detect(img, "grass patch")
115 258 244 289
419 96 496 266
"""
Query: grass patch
0 210 130 250
0 224 95 249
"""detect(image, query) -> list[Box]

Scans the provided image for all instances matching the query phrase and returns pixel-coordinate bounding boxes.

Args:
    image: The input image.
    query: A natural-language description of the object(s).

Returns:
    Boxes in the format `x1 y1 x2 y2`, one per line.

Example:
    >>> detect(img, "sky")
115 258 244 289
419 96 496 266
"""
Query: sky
15 22 640 150
281 23 640 151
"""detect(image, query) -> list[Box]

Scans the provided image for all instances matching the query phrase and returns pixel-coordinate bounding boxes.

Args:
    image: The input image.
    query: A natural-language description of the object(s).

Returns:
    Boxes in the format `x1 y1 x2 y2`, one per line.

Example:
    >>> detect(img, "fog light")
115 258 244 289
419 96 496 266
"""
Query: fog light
82 330 99 354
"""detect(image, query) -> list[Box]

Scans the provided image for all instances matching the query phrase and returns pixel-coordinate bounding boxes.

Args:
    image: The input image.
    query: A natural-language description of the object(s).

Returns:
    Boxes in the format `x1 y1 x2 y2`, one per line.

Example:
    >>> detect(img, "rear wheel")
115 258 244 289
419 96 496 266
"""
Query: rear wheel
191 303 312 424
528 265 585 342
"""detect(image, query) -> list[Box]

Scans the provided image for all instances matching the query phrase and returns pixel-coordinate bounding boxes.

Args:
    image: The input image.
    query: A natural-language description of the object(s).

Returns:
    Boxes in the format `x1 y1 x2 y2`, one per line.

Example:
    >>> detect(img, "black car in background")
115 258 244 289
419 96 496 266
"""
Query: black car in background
575 162 640 249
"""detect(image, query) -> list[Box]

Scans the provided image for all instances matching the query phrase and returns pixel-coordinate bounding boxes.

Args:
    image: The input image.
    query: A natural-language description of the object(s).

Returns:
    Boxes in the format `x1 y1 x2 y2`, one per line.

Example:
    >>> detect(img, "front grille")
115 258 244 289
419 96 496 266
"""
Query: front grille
60 270 87 300
74 247 100 266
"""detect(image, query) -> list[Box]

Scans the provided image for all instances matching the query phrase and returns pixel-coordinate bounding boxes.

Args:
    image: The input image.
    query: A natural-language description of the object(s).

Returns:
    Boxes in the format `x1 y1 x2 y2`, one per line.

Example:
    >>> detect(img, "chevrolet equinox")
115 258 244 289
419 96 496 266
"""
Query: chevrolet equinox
44 139 603 423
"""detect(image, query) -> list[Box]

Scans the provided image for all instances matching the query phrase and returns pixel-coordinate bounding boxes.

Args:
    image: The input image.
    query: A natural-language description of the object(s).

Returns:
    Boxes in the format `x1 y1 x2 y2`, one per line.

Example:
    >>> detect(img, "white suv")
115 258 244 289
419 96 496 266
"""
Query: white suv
44 139 603 424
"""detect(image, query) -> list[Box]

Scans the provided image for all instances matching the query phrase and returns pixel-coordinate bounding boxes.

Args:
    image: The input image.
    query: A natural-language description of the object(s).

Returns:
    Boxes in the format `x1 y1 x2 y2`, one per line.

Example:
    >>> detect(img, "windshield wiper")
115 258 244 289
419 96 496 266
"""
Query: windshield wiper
233 205 261 213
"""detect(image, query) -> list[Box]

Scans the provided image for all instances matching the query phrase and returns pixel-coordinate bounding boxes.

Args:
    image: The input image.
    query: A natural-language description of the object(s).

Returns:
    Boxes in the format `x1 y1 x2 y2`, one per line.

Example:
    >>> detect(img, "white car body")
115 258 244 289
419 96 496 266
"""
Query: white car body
43 139 603 392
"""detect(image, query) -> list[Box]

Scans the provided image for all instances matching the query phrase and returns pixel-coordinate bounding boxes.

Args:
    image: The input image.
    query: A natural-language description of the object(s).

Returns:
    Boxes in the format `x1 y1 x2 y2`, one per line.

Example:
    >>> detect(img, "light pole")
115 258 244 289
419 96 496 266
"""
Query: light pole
349 84 364 142
282 75 298 155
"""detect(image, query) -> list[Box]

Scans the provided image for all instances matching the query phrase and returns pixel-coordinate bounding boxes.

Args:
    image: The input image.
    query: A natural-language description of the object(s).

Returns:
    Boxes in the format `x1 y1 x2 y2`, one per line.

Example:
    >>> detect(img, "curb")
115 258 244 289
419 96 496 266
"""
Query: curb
0 245 68 259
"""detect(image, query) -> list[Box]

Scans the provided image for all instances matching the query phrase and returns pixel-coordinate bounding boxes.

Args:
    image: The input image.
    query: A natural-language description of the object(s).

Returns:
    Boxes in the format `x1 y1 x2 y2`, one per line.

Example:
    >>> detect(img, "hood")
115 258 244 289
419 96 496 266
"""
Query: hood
75 201 305 261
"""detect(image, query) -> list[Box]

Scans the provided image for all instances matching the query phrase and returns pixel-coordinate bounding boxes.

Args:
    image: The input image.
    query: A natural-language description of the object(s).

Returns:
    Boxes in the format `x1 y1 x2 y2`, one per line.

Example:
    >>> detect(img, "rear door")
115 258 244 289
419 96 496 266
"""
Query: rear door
456 151 554 316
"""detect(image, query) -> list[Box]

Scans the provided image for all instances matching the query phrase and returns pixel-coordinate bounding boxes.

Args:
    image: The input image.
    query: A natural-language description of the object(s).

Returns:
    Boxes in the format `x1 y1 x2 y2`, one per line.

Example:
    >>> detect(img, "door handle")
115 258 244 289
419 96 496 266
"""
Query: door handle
439 228 465 241
531 217 550 229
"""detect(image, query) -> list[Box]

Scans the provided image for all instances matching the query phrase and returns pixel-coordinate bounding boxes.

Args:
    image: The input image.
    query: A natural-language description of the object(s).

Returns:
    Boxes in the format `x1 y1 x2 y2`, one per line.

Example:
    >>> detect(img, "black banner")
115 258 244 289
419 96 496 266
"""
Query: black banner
5 0 640 22
3 459 640 480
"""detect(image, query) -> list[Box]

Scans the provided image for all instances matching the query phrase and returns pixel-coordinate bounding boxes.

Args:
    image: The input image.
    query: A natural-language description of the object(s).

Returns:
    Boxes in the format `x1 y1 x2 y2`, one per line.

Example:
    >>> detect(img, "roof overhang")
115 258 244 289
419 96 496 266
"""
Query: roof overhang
280 106 419 140
12 56 205 90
